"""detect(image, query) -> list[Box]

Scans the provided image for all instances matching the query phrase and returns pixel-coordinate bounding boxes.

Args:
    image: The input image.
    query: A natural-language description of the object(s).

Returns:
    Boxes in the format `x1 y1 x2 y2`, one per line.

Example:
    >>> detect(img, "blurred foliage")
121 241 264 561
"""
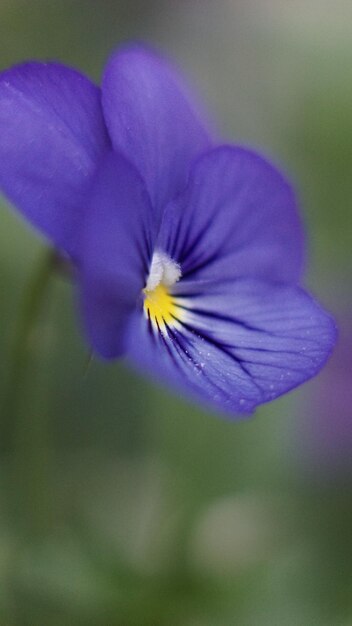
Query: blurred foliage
0 1 352 625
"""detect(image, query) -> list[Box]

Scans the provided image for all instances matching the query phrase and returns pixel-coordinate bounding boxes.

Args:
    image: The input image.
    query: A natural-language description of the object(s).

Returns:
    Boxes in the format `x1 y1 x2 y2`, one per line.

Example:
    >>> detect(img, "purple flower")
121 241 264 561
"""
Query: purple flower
0 44 336 417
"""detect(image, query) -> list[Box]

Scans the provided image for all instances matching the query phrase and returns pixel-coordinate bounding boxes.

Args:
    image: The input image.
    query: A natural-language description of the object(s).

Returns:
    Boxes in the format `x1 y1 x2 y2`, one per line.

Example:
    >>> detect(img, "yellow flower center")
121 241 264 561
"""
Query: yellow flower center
143 249 183 331
143 283 179 328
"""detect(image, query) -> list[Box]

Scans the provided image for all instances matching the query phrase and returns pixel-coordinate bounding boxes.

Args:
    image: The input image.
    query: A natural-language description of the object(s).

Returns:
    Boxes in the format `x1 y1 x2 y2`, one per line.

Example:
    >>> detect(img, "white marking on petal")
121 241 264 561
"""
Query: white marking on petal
145 249 181 291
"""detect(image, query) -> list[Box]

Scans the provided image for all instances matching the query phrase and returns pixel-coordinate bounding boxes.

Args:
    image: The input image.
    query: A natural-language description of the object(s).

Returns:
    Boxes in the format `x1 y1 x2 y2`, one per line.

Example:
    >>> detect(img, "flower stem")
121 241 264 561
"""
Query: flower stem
2 248 57 425
2 248 58 533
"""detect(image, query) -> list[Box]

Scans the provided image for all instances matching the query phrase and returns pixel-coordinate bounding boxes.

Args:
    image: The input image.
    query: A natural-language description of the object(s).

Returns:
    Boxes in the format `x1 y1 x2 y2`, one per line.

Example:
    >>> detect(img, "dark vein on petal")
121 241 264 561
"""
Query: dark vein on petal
174 301 323 345
233 357 310 375
181 251 221 278
169 213 185 260
176 304 269 333
171 315 264 397
164 324 234 401
179 213 216 266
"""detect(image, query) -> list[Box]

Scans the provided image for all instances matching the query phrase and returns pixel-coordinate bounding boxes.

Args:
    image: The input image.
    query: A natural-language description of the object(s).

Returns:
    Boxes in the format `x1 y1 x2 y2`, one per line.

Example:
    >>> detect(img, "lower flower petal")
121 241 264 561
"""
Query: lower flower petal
125 279 336 417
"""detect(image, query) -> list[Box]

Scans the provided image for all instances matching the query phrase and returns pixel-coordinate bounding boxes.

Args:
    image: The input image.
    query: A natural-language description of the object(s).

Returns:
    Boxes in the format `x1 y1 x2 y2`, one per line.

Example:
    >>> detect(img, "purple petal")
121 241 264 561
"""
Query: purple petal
125 279 336 417
78 151 156 358
102 43 211 210
158 146 304 284
0 62 110 255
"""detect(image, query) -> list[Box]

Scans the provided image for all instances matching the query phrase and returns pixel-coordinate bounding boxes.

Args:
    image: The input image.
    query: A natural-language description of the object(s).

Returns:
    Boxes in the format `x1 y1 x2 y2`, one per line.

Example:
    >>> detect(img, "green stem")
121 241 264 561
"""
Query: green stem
2 248 57 425
2 248 58 533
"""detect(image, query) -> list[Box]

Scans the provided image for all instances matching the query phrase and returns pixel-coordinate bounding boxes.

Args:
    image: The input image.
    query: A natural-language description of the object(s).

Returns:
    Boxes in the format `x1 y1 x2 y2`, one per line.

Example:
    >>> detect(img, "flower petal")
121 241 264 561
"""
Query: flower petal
102 43 211 210
158 146 304 284
125 279 336 417
0 62 110 254
78 152 156 358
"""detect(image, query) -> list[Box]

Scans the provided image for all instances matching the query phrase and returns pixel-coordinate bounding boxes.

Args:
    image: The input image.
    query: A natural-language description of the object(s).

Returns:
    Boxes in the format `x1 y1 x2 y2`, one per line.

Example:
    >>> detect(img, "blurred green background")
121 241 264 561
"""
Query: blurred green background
0 1 352 624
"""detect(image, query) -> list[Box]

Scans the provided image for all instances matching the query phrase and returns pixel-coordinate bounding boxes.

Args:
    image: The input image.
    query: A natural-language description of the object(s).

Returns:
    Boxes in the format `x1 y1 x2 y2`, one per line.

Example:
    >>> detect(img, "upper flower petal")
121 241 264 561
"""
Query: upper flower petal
0 62 110 255
102 43 211 210
158 146 304 284
78 151 156 358
125 278 336 417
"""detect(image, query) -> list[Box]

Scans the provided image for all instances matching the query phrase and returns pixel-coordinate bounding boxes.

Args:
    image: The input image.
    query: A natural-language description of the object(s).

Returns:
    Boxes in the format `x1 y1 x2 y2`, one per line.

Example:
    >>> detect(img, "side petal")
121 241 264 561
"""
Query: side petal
102 43 211 210
158 146 304 284
125 279 336 417
0 62 110 254
78 152 156 358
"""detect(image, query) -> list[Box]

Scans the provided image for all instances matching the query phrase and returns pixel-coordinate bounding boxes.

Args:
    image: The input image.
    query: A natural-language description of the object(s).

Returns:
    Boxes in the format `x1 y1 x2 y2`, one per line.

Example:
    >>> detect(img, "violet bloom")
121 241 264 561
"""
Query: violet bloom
0 44 336 416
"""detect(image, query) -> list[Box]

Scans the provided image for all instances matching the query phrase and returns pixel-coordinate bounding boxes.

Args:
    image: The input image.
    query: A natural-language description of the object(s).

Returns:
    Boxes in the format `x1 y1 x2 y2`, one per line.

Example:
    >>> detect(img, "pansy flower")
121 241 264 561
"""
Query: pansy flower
0 44 336 416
